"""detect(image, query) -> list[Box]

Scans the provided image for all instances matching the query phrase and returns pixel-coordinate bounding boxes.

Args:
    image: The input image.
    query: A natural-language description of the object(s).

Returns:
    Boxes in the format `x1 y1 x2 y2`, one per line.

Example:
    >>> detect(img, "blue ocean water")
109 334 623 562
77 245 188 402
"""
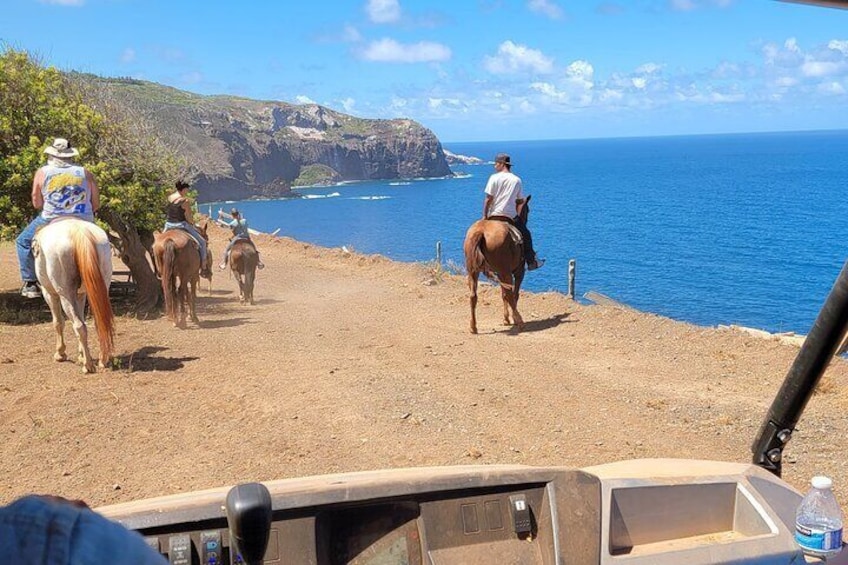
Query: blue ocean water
208 130 848 335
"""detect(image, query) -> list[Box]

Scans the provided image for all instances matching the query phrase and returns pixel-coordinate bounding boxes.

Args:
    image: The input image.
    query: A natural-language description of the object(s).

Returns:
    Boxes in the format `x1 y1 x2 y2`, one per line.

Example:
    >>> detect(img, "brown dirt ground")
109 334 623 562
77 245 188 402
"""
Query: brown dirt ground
0 222 846 510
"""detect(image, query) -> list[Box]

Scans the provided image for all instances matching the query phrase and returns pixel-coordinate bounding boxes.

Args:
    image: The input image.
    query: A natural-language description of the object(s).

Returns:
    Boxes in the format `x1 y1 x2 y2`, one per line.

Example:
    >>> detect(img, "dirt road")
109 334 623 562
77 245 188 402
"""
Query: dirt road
0 223 846 508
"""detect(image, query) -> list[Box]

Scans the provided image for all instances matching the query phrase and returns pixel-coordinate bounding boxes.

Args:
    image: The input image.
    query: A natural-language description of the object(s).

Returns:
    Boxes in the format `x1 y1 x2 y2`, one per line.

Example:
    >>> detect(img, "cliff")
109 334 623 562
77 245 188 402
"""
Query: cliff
79 77 453 203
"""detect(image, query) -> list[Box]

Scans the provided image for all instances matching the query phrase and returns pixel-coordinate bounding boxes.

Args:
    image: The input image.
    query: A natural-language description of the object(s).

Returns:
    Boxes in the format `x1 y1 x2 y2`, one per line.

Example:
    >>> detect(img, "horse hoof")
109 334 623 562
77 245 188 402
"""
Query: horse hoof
470 327 478 334
53 353 67 362
82 364 95 374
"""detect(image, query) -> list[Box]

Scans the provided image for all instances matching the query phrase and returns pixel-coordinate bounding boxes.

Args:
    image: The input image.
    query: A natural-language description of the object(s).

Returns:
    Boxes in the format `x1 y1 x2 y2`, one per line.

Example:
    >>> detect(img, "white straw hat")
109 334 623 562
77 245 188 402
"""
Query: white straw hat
44 138 79 159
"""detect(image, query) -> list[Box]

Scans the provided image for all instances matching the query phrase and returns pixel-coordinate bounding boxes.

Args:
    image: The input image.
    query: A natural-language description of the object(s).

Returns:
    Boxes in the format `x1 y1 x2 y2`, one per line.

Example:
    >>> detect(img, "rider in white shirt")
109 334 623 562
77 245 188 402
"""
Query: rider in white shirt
482 153 544 270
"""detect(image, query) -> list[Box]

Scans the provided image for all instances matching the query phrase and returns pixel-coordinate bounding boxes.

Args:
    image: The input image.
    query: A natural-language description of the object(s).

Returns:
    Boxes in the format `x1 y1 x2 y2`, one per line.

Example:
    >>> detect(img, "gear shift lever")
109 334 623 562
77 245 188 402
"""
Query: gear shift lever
226 482 272 565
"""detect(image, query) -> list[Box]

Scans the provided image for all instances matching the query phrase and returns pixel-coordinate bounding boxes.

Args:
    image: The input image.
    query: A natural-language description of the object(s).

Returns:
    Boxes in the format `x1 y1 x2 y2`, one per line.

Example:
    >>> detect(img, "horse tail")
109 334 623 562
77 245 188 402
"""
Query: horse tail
464 226 487 274
161 240 178 321
73 226 115 360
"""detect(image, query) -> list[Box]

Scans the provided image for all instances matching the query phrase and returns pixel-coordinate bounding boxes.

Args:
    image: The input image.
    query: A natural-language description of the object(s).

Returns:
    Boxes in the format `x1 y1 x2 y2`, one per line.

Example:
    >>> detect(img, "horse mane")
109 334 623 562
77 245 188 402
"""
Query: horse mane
71 224 115 360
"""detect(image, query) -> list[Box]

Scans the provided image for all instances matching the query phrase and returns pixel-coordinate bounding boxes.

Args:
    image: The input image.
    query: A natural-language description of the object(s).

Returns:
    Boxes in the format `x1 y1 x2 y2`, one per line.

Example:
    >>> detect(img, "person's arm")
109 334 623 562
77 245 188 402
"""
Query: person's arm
86 170 100 212
182 199 195 224
31 169 45 210
483 194 493 219
218 209 233 221
514 179 526 216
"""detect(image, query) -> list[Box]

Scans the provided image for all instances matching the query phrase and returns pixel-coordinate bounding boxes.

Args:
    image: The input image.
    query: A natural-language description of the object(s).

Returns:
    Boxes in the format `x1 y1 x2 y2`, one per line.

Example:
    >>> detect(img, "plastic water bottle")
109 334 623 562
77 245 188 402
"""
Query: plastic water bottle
795 476 844 559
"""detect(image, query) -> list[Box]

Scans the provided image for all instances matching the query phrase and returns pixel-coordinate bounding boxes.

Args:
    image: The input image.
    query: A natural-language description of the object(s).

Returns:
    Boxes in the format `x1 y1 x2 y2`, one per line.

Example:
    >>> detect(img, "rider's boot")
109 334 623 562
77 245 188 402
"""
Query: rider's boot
200 253 212 279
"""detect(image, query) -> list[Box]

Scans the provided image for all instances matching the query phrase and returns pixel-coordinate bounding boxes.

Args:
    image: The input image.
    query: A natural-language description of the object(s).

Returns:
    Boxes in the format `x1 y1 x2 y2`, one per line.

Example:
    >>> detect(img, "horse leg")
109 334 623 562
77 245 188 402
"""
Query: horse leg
501 284 511 326
188 277 199 324
45 291 67 362
176 278 188 328
236 271 246 304
467 272 479 334
496 272 524 330
66 294 95 373
246 268 255 305
512 267 525 331
495 273 514 326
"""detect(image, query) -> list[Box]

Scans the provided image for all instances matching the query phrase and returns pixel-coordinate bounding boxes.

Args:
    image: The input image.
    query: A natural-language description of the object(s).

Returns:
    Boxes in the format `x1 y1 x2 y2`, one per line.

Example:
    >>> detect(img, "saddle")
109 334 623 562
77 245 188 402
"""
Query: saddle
488 216 523 246
165 226 203 253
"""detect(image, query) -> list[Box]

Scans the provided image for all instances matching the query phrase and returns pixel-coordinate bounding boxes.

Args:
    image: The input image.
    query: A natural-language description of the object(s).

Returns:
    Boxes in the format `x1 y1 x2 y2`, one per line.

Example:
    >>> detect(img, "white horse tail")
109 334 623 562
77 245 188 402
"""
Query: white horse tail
73 225 115 361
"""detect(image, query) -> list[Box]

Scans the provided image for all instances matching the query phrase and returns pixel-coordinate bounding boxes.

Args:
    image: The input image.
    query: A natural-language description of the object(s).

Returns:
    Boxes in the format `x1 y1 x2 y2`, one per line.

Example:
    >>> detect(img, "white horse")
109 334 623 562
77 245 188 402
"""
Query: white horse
33 218 115 373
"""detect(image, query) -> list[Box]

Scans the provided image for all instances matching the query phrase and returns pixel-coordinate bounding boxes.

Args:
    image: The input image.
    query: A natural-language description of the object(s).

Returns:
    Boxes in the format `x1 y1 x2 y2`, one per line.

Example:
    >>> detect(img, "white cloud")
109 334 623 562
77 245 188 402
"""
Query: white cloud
342 25 362 43
819 81 846 95
120 48 136 64
670 0 696 11
528 0 562 19
366 0 401 23
635 62 662 75
829 40 848 55
360 38 451 63
530 82 562 99
669 0 733 10
483 41 554 74
518 100 536 113
296 95 317 104
801 60 843 78
38 0 84 5
566 60 594 88
339 97 356 113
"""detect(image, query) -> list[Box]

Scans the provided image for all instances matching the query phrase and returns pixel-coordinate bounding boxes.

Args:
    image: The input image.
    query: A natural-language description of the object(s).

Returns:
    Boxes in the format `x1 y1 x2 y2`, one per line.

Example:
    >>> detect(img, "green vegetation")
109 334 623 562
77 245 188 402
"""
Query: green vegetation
0 49 182 312
293 164 340 187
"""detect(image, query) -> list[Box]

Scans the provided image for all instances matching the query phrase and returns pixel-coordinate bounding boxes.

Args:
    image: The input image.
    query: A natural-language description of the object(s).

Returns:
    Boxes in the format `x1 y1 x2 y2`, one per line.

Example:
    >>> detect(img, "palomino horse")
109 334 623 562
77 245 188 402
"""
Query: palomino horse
152 223 209 327
228 239 259 305
33 218 115 373
463 196 532 334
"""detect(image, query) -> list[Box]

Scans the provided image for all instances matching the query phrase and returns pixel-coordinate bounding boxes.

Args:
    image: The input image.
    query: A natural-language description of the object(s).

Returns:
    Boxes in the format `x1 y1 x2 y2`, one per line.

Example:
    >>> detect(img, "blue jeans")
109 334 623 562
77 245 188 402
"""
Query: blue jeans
224 234 250 262
16 215 52 283
163 221 207 265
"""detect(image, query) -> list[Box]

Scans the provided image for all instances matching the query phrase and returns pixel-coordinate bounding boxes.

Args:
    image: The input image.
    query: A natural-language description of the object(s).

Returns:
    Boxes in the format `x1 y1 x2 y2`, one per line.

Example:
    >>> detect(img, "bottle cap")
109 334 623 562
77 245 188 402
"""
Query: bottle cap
811 476 833 490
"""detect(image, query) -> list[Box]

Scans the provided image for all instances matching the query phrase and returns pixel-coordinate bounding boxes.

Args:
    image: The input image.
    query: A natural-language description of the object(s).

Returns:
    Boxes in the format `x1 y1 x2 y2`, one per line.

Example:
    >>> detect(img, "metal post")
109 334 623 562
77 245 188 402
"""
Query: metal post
752 260 848 476
568 259 576 299
436 241 442 265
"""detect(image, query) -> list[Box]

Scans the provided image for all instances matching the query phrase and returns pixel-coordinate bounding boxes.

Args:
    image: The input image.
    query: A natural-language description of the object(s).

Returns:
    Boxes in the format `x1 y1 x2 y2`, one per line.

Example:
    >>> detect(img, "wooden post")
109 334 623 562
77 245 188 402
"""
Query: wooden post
436 241 442 265
567 259 576 299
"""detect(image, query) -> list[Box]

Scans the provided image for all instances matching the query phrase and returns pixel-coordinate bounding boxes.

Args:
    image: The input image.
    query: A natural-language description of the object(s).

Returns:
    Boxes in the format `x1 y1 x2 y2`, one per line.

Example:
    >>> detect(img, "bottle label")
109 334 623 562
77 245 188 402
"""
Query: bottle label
795 522 843 553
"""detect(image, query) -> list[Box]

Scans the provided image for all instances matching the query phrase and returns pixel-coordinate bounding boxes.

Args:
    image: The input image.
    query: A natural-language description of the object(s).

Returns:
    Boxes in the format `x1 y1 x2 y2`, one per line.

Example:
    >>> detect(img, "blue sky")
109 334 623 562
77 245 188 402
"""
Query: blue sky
2 0 847 142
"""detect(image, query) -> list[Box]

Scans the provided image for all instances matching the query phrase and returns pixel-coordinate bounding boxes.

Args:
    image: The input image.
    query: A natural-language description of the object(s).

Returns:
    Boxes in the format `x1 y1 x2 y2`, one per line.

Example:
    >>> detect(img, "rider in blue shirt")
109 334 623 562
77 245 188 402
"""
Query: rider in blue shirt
217 208 265 270
0 495 166 564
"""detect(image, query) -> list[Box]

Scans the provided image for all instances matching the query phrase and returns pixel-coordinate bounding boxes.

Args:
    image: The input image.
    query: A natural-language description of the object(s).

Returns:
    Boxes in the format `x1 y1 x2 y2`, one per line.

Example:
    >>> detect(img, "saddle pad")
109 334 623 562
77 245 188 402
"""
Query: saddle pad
506 224 523 246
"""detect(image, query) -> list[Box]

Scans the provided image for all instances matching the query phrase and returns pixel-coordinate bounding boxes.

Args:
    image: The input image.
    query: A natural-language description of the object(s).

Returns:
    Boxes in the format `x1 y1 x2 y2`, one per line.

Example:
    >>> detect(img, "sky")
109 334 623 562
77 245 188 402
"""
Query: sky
2 0 847 142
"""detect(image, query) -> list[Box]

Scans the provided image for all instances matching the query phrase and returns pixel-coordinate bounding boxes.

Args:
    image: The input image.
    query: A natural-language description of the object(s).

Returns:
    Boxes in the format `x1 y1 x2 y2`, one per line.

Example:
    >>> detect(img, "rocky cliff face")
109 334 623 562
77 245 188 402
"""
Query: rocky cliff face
85 78 452 203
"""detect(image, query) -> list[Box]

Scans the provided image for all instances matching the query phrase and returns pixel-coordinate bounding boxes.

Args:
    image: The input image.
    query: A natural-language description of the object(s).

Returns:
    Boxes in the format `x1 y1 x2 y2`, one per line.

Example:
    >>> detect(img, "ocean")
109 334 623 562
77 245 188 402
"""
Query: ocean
208 130 848 336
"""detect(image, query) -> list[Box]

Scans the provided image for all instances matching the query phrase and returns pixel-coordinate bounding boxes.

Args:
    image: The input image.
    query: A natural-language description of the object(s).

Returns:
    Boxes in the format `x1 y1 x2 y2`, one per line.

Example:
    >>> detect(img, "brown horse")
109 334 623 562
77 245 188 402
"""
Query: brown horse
152 223 209 327
463 196 531 334
34 218 115 373
228 239 259 305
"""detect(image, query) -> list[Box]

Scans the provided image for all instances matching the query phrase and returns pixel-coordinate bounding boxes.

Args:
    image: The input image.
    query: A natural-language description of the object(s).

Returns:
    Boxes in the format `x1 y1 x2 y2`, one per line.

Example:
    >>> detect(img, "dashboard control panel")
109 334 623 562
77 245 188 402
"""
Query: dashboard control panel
98 460 844 565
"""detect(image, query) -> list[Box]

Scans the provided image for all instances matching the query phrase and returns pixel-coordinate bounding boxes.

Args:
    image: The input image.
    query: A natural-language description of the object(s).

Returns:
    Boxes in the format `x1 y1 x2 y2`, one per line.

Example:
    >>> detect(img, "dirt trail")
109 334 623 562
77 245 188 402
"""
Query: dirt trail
0 223 846 508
